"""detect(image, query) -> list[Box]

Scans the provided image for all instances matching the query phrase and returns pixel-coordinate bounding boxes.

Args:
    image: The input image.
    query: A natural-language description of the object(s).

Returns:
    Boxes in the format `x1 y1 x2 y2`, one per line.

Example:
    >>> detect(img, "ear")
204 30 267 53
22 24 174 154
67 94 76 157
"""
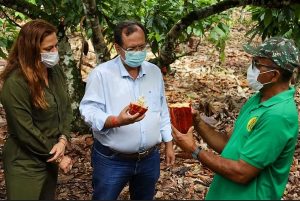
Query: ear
114 43 121 54
271 69 281 82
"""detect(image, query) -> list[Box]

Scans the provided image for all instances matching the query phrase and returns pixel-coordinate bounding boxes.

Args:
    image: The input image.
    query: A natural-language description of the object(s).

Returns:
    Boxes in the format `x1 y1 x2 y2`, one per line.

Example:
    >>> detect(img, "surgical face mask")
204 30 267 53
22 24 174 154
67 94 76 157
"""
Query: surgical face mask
246 63 276 91
41 51 59 68
121 49 147 68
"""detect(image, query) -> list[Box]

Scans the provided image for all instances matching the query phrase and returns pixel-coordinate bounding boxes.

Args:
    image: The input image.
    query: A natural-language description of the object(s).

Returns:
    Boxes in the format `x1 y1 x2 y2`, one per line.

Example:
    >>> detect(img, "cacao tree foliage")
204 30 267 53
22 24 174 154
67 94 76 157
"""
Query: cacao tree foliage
0 0 300 132
246 5 300 47
91 0 231 61
1 0 300 66
0 8 24 58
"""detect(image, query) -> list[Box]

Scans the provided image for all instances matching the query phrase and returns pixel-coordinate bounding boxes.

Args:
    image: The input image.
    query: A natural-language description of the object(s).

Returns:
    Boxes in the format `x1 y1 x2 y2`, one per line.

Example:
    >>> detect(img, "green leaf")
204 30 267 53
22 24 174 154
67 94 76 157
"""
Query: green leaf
263 9 273 27
220 23 229 33
292 5 300 19
209 31 218 41
193 28 203 37
0 48 7 59
155 32 162 42
186 27 192 35
14 12 26 20
213 26 225 38
0 39 7 47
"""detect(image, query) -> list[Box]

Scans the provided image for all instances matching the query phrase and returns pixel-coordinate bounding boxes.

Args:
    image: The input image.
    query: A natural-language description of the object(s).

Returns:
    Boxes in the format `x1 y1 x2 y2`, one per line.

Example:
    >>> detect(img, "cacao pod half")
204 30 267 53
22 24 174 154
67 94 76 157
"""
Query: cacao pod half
169 103 193 134
128 96 148 116
129 103 148 116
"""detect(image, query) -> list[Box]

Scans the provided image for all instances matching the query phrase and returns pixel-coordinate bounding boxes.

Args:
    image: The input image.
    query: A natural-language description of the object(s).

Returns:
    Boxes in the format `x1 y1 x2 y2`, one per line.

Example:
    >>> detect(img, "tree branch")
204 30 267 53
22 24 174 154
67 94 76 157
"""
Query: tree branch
248 0 299 8
158 0 300 68
0 0 54 23
0 6 21 27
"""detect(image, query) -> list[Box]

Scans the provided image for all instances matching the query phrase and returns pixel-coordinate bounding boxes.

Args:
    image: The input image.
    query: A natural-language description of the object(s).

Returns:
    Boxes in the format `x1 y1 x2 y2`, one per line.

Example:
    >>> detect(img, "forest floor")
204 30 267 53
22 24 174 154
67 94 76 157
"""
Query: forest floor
0 9 300 200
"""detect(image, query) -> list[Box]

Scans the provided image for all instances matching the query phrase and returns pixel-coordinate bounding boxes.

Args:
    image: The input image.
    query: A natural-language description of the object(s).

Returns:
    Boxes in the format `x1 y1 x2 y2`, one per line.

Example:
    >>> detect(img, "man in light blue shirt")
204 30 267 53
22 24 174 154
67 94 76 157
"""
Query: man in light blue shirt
79 20 175 200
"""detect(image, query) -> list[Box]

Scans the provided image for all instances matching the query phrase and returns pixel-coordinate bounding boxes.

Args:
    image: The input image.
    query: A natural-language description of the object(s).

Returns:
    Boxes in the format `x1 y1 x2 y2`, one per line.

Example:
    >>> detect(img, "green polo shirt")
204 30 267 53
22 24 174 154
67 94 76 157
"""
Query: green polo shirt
1 65 72 161
206 87 298 200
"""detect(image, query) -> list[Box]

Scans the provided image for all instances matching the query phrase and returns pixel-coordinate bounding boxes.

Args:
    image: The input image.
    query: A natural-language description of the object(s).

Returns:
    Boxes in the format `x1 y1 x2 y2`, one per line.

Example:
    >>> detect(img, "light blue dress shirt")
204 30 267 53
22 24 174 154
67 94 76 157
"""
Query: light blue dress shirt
79 56 172 153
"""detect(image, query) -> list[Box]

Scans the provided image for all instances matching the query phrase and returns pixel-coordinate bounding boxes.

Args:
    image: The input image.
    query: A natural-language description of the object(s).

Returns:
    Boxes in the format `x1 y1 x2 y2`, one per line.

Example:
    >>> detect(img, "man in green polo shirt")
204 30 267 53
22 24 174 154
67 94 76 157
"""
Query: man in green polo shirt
171 37 300 200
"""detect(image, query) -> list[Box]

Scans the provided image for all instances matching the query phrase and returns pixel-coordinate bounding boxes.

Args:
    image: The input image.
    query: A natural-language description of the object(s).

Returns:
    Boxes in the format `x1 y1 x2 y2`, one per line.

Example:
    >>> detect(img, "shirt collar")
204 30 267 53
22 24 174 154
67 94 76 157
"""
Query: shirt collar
258 87 295 108
117 56 147 78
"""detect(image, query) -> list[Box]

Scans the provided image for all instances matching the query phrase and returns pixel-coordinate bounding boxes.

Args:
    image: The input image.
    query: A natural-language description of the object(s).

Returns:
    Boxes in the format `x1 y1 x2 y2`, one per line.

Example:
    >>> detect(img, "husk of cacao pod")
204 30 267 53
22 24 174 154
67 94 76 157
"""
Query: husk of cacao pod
169 103 193 134
129 103 148 116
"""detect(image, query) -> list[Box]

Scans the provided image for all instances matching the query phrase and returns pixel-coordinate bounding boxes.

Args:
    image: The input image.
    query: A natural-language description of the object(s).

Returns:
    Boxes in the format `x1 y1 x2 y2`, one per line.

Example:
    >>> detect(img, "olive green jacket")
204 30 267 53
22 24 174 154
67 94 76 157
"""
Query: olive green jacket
1 65 72 161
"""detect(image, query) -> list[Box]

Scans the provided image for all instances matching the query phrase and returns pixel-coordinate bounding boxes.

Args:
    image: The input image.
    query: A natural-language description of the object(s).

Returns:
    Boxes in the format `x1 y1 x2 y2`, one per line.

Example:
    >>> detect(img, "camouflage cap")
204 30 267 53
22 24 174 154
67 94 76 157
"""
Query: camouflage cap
243 37 300 72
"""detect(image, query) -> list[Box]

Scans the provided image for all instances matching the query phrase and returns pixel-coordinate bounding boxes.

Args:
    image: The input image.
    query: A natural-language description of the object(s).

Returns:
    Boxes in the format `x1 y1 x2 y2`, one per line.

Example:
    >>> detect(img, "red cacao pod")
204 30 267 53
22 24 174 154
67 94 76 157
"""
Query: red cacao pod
129 103 148 116
169 103 192 134
128 96 148 116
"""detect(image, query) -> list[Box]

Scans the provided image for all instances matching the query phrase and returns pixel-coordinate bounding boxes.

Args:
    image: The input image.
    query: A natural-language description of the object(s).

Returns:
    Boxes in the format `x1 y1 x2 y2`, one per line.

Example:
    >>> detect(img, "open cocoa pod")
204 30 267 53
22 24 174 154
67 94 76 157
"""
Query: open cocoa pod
128 96 148 116
169 103 193 134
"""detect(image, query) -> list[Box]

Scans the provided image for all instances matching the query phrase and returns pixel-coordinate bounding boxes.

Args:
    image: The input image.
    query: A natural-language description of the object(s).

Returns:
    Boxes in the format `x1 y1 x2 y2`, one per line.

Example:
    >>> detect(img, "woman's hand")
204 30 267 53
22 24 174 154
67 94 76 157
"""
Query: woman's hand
47 139 67 163
58 155 73 174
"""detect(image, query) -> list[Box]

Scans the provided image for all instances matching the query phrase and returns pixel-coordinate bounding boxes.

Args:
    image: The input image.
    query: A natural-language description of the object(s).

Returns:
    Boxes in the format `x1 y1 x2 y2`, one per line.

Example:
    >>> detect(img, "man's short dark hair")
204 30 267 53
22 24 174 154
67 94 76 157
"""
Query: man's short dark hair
278 68 293 82
114 20 147 46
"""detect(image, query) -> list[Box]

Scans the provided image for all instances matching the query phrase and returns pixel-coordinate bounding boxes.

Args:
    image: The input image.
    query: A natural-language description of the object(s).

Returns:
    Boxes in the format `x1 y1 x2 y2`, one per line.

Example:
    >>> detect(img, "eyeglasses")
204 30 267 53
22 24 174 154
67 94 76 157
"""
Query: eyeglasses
252 59 278 70
121 44 149 52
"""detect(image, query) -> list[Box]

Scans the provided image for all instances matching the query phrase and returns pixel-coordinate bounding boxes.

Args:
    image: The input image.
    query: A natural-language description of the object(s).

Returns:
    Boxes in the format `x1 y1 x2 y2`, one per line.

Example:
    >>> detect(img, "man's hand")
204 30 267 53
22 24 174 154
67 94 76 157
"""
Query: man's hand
192 107 202 125
117 105 145 126
165 141 175 166
171 125 197 153
58 155 73 174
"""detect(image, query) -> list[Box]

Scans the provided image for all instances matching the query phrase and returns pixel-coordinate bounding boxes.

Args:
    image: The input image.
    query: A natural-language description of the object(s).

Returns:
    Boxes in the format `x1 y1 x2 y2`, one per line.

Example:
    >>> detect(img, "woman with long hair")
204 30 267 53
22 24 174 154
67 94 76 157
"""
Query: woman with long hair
0 19 73 200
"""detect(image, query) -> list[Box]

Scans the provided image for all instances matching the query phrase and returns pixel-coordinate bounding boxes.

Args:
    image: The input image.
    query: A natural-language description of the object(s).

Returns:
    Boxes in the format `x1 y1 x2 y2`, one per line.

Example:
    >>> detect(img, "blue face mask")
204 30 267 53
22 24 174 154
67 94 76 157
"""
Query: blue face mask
121 49 147 68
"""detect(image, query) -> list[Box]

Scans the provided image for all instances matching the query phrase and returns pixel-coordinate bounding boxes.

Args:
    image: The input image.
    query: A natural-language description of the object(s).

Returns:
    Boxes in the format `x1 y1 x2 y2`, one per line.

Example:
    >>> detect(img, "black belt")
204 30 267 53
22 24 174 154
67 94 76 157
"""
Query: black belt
94 140 159 160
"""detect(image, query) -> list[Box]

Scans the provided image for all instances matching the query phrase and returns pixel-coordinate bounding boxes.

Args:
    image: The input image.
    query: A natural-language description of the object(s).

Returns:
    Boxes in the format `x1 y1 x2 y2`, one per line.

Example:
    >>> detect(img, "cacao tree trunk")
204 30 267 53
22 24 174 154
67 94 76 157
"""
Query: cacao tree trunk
82 0 111 63
58 33 89 133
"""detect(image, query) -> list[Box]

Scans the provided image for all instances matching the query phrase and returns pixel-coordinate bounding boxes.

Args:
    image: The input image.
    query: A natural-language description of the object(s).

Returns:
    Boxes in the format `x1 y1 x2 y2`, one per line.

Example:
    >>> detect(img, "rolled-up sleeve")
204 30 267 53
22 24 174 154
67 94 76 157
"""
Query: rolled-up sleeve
79 69 110 133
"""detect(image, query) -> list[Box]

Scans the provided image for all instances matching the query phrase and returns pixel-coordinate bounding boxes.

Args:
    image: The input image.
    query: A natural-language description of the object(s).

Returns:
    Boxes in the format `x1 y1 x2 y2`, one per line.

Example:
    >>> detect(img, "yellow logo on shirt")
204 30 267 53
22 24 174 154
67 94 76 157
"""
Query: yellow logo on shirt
247 117 257 132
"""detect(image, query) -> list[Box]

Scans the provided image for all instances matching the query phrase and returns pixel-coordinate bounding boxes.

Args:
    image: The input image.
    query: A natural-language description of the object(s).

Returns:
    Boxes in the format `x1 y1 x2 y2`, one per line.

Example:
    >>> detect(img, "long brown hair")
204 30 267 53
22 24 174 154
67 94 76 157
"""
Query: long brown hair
0 19 57 109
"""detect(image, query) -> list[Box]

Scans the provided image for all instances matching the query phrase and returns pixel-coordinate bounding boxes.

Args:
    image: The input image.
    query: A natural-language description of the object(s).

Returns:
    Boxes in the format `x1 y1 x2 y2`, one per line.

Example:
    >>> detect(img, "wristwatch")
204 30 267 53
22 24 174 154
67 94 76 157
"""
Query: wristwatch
192 146 202 160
